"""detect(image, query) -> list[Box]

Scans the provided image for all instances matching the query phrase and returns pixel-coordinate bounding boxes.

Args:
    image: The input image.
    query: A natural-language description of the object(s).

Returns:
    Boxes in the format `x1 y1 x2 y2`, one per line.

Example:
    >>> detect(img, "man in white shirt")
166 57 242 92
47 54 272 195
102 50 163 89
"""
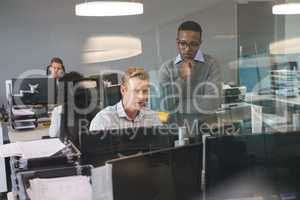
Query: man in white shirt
89 67 161 131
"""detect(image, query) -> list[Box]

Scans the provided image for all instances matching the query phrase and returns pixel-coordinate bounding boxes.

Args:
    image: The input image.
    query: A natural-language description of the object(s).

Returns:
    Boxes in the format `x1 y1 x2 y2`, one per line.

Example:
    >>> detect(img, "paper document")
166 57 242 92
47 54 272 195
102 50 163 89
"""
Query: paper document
251 105 262 134
11 108 34 116
27 175 92 200
0 138 65 158
92 164 113 200
0 143 22 157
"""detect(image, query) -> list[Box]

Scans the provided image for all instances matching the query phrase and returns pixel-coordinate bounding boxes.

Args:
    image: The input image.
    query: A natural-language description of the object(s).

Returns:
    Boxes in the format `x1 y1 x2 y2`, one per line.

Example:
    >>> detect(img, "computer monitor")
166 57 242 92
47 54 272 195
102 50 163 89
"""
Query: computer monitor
11 78 56 106
205 134 300 199
106 143 203 200
72 78 100 110
103 84 121 107
80 127 178 166
59 78 101 147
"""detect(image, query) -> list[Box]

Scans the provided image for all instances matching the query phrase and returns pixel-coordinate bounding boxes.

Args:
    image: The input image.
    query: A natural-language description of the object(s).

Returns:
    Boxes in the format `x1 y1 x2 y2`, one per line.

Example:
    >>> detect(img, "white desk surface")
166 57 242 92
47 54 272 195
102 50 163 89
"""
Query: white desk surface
246 93 300 106
276 96 300 105
8 125 49 143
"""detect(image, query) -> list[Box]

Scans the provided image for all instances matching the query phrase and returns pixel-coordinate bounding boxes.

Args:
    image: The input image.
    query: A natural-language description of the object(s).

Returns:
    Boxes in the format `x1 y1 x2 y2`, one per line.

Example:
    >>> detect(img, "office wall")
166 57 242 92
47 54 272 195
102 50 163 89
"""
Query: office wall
0 0 237 105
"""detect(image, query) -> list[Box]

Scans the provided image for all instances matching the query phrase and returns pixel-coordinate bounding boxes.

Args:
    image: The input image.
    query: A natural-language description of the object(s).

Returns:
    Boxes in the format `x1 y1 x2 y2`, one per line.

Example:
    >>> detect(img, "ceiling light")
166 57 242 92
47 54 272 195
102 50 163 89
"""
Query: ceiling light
75 1 143 16
272 3 300 15
269 37 300 55
82 36 142 63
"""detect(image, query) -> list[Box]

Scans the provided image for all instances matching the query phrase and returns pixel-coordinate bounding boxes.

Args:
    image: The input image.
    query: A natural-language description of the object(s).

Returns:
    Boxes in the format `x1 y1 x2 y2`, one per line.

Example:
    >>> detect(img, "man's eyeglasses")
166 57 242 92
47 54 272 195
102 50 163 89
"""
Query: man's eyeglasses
177 40 200 49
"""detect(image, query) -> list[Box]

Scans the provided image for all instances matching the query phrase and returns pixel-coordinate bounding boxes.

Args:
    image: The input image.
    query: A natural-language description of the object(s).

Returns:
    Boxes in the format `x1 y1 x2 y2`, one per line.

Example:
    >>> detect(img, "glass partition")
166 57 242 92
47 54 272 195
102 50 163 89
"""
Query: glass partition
78 0 300 136
7 0 300 136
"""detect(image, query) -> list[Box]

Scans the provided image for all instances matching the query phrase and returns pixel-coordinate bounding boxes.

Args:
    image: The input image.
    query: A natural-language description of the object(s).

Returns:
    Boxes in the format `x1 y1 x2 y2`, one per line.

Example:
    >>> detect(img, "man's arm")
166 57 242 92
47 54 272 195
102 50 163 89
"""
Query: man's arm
205 57 221 96
194 56 222 114
159 60 190 86
158 61 172 84
158 61 181 112
179 59 193 80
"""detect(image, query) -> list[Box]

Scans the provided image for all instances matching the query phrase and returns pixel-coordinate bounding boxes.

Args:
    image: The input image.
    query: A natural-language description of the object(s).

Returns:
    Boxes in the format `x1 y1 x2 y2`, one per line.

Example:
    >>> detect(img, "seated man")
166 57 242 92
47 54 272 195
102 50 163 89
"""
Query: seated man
47 57 66 80
89 67 162 131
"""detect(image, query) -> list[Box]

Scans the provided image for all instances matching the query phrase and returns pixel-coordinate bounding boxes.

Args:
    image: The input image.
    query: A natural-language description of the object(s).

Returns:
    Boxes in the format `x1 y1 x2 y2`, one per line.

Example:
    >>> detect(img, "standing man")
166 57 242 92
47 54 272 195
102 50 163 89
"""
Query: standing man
90 67 162 131
159 21 221 129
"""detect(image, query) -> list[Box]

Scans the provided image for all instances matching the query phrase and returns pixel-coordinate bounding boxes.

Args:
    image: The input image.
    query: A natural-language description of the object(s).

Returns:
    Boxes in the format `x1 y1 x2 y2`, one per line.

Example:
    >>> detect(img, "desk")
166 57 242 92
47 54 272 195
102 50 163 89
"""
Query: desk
246 93 300 106
216 103 263 135
8 125 49 143
245 93 300 132
275 96 300 106
1 123 49 194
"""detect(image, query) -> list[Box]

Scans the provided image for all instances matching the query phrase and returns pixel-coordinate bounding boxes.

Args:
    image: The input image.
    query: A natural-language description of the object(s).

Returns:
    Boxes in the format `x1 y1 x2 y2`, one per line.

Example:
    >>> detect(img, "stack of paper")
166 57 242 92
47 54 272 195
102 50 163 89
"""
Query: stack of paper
27 175 92 200
0 138 65 159
92 164 113 200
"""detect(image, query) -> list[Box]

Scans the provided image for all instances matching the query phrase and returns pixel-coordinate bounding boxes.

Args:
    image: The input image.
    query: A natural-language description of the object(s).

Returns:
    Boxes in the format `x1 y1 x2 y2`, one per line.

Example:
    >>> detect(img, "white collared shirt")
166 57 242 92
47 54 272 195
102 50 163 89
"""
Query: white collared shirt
174 49 205 65
89 101 162 131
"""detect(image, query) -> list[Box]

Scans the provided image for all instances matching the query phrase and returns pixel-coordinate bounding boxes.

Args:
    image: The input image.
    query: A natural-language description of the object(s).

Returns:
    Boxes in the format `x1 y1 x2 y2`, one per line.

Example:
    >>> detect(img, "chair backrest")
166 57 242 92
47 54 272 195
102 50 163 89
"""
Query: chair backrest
60 78 102 147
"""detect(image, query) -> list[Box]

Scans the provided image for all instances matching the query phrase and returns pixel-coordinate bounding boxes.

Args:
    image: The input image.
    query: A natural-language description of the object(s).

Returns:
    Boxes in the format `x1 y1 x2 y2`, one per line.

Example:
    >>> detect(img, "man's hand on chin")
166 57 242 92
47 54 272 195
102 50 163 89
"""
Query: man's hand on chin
179 59 193 80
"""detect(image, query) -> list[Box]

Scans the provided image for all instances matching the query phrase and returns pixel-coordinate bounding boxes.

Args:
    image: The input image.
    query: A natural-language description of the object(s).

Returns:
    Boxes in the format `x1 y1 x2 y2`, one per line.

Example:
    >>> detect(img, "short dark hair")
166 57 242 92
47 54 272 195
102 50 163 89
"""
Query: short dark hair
51 57 64 65
177 21 202 34
46 57 66 75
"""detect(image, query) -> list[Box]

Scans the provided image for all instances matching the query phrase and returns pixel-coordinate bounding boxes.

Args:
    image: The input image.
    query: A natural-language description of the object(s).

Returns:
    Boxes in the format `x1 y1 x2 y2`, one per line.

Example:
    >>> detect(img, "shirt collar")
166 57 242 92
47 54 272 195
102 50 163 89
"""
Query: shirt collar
174 49 205 64
116 100 144 121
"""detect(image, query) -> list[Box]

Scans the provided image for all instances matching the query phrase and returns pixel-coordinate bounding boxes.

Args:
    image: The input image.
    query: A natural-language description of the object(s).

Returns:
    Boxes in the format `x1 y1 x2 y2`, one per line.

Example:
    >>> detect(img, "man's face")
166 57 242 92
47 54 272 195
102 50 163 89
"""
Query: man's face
121 77 149 111
50 62 64 79
177 30 201 60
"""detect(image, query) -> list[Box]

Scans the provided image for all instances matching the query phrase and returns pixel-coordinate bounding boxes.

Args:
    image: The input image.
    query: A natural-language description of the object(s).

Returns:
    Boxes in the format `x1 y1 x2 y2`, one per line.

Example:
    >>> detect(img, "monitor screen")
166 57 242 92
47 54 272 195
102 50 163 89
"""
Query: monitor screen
106 143 202 200
59 78 101 148
206 134 300 199
11 78 56 105
72 79 100 110
81 127 178 166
